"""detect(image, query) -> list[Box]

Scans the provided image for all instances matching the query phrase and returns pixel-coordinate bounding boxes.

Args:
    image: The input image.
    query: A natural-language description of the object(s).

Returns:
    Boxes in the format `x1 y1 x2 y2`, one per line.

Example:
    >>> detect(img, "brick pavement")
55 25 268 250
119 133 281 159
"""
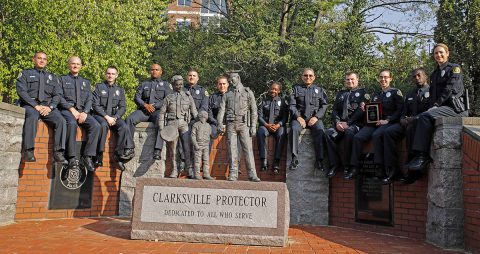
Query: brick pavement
0 218 461 254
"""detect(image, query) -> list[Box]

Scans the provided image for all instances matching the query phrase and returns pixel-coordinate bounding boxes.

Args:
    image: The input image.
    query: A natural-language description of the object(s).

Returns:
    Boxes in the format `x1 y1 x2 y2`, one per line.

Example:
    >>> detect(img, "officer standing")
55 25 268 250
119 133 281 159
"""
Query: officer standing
208 75 229 139
325 71 369 178
184 69 209 112
92 66 134 171
257 82 288 174
58 56 100 171
217 72 261 182
125 64 172 160
347 69 403 180
382 68 431 184
159 75 198 178
16 52 67 164
406 43 468 171
289 68 328 171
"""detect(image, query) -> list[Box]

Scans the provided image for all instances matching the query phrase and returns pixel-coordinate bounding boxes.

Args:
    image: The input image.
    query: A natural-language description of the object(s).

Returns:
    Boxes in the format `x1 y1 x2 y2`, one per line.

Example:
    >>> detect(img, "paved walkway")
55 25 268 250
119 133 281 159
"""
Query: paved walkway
0 218 461 254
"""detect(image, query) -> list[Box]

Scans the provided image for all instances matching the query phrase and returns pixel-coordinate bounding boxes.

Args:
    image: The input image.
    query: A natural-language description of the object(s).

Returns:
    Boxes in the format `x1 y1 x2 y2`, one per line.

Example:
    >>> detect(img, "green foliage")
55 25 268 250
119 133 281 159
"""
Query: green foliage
0 0 168 114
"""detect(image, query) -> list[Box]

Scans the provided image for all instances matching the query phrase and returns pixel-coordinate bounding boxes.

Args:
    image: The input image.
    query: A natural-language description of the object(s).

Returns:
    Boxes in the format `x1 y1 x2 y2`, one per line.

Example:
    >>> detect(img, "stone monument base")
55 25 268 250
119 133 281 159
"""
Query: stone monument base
131 178 289 247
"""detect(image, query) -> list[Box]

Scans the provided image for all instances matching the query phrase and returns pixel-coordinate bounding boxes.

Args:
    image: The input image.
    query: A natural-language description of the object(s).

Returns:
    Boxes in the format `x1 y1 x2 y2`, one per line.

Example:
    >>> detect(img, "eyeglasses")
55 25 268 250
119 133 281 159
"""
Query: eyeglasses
303 74 314 77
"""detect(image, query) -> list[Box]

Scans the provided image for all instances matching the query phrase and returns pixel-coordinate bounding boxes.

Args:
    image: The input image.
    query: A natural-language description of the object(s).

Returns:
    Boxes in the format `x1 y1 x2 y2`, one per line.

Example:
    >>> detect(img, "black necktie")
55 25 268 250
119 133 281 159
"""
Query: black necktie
38 71 45 102
305 87 312 117
268 99 276 124
106 86 113 116
341 91 351 120
149 81 156 104
75 77 81 108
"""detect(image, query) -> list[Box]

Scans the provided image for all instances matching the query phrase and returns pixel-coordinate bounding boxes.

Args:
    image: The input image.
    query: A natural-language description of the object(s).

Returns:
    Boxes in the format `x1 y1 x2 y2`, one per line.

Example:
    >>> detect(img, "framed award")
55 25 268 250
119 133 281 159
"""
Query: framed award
365 102 382 124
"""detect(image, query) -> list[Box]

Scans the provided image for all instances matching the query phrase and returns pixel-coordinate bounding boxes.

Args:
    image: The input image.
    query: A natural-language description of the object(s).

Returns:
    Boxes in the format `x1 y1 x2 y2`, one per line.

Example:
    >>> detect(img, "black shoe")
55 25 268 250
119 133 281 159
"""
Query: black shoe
343 166 350 178
381 166 398 185
315 160 324 171
326 166 339 178
400 171 420 184
114 154 126 171
82 156 95 172
408 155 432 171
54 151 68 165
153 149 161 160
94 153 103 168
120 148 135 161
344 166 358 180
260 158 268 171
68 158 79 169
272 160 280 174
24 149 36 162
289 156 299 170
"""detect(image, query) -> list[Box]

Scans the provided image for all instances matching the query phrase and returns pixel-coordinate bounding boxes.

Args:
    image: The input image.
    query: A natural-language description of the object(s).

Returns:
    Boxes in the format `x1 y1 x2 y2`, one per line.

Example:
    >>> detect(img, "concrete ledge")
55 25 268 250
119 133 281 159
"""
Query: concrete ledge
131 178 289 247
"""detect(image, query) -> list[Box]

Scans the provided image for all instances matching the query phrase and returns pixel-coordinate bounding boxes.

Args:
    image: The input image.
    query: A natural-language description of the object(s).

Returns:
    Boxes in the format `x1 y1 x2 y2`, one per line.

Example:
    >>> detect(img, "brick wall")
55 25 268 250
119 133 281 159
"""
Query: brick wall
329 142 428 239
463 128 480 254
16 121 121 220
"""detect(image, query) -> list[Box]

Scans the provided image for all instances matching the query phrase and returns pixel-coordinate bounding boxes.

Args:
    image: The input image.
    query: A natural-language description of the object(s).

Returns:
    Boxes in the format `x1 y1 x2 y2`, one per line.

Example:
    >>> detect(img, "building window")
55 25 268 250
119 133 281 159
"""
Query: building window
176 19 191 29
177 0 191 6
201 0 227 14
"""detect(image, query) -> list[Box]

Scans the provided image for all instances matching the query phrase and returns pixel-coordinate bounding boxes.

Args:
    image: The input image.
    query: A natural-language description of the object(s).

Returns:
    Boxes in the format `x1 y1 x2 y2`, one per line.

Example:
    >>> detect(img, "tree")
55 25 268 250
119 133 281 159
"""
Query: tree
0 0 168 114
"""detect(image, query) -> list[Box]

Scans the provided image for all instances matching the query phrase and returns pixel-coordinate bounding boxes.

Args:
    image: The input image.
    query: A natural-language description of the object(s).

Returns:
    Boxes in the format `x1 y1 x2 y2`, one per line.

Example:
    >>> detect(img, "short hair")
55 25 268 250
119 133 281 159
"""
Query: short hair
302 68 315 74
187 68 199 75
345 71 359 79
378 68 392 78
270 81 282 90
171 75 183 83
68 56 82 64
150 63 162 71
216 75 229 82
411 67 427 76
106 65 118 73
33 51 47 58
434 43 449 53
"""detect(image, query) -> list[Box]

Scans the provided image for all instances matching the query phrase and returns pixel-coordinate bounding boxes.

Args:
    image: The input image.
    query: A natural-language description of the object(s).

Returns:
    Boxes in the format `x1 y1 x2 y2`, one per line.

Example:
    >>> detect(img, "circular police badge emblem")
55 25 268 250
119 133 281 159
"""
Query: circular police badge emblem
101 90 107 95
386 92 391 98
441 70 445 77
355 92 360 97
196 90 200 95
48 74 52 80
60 164 88 190
277 100 281 106
116 90 120 96
424 91 430 98
314 88 319 94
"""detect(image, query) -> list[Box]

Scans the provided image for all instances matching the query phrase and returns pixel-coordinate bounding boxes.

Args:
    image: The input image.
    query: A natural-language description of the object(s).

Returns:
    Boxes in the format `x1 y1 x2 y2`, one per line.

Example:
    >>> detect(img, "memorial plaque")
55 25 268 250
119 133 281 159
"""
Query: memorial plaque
365 102 382 125
131 178 289 247
355 153 393 226
48 141 94 209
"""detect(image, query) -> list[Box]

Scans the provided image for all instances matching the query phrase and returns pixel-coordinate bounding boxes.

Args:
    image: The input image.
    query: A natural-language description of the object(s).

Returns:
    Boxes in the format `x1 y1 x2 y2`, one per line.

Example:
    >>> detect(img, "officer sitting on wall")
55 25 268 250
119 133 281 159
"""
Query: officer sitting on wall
347 69 403 180
92 66 134 171
406 43 469 171
58 56 100 172
125 64 172 160
217 72 261 182
257 82 288 174
325 71 369 178
383 67 431 184
16 51 67 164
289 68 328 171
159 75 198 178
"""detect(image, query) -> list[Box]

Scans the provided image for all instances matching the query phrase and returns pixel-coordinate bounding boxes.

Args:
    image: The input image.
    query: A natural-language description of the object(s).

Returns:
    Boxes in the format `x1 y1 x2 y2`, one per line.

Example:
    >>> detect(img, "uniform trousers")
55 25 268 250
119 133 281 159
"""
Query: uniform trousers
23 105 66 152
93 115 132 156
289 119 324 160
126 109 163 150
61 110 100 158
256 126 285 161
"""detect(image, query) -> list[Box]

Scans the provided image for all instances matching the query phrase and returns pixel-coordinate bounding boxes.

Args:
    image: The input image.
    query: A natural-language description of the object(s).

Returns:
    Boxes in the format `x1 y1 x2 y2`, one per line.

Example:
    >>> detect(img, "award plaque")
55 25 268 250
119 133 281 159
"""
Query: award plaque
365 102 382 124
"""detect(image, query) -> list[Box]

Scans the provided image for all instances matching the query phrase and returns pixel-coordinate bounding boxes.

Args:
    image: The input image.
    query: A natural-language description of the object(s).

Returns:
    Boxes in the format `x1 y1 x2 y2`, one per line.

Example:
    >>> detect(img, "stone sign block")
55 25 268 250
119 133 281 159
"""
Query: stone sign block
131 178 289 247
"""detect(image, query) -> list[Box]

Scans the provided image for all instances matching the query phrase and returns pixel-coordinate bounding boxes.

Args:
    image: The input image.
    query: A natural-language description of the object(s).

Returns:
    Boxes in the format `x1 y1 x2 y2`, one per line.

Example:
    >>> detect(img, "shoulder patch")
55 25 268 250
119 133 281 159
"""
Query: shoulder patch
17 72 23 79
397 90 403 97
364 94 370 100
452 67 461 74
204 90 209 96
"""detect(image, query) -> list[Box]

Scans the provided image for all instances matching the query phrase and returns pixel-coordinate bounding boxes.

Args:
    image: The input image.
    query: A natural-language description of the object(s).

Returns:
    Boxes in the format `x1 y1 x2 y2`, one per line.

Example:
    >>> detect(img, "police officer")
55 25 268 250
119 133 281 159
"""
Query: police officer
208 75 229 139
92 66 134 171
159 75 198 178
347 69 403 180
382 68 430 184
58 56 100 171
16 52 67 164
217 72 261 182
325 71 369 178
406 43 468 171
257 82 288 174
289 68 328 171
125 64 172 160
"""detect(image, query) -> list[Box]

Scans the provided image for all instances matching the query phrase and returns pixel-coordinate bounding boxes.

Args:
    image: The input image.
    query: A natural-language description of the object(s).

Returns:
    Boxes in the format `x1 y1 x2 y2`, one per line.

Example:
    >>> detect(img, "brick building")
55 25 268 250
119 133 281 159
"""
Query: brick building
167 0 227 29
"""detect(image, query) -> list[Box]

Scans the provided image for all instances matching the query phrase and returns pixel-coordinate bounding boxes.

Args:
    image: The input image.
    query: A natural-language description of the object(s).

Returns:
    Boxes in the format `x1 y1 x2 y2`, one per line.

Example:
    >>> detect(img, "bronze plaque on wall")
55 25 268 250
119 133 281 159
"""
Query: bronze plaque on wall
355 153 393 226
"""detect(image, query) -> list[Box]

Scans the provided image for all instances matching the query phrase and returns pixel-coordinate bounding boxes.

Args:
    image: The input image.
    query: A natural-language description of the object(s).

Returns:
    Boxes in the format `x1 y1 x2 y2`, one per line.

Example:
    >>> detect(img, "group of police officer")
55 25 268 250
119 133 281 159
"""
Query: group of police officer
17 43 468 183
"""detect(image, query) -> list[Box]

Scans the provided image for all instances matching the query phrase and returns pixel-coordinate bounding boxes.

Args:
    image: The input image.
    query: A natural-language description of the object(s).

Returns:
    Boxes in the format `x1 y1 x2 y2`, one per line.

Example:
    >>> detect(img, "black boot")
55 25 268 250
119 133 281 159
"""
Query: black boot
54 151 68 165
272 159 280 174
289 156 299 170
408 153 432 171
344 166 358 180
24 149 36 162
381 166 398 185
326 165 339 178
94 153 103 168
315 160 324 171
81 156 95 172
260 158 268 171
